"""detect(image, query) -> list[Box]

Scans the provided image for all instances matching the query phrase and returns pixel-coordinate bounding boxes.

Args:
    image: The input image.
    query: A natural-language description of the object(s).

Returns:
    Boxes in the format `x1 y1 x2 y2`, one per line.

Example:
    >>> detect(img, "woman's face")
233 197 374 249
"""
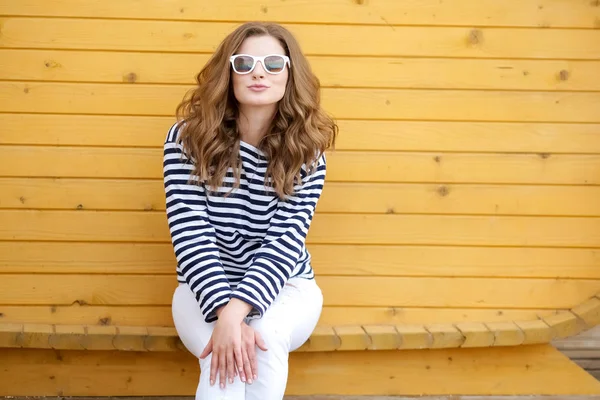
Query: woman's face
231 35 289 108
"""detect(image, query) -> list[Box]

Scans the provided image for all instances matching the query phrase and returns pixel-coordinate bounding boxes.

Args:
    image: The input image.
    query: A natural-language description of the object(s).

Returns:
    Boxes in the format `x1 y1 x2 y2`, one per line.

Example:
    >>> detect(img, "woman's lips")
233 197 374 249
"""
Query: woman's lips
248 85 269 92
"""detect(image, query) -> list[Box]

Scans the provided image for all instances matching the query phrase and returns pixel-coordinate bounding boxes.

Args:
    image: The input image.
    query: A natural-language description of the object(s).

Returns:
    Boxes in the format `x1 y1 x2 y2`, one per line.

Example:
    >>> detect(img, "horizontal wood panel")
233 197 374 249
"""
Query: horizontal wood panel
2 146 598 185
3 114 600 153
0 304 553 326
3 346 598 396
1 18 599 60
0 274 596 309
2 82 600 122
1 0 598 28
1 242 598 279
3 49 600 91
1 210 599 247
3 178 600 216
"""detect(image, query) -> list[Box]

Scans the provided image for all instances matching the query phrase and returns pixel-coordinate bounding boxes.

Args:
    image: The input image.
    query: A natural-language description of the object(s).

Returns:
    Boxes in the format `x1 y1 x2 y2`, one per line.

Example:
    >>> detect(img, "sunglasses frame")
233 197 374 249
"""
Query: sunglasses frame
229 54 291 75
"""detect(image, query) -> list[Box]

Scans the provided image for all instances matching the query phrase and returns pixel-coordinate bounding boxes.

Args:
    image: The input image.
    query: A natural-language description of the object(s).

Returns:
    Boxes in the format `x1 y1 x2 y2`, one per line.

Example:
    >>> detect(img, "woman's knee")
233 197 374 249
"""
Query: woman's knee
250 316 292 354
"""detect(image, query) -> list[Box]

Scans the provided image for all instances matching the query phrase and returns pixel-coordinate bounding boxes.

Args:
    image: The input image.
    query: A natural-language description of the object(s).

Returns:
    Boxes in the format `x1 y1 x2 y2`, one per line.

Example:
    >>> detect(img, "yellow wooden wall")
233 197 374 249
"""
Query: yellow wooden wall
1 0 600 334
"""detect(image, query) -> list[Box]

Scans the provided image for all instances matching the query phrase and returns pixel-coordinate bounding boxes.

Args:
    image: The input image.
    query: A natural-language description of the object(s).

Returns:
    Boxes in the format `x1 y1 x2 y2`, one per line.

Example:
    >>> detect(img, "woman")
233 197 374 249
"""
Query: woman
163 21 338 400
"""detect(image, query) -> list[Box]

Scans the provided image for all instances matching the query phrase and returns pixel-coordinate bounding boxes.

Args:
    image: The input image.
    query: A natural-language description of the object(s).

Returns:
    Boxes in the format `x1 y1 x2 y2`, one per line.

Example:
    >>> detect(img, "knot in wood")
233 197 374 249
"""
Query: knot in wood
468 29 483 45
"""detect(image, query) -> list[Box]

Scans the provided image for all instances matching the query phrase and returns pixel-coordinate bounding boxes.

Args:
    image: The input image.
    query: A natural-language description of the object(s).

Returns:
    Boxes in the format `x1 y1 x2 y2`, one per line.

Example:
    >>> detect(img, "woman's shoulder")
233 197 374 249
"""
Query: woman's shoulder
298 151 327 181
164 120 186 144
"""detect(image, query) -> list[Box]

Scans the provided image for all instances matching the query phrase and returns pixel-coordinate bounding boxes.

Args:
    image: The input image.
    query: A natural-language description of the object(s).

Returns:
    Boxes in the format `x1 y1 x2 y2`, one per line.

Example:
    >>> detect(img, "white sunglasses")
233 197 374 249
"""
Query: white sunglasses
229 54 291 75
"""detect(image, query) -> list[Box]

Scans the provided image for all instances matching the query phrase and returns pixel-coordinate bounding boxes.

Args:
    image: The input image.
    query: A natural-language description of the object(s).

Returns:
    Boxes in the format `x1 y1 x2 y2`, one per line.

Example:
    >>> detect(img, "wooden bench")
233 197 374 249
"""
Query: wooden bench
2 294 600 352
2 294 600 395
2 0 600 397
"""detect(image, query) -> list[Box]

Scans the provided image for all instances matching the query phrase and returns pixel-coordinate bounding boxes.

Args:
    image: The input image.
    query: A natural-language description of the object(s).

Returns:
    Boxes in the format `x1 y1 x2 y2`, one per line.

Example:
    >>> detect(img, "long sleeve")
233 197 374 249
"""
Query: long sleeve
230 153 327 318
163 122 232 323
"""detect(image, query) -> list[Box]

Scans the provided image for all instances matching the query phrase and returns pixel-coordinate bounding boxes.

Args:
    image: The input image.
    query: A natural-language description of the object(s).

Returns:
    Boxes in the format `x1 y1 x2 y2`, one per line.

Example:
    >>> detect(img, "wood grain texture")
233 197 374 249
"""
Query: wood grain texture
1 18 600 59
0 305 550 327
3 82 600 122
0 274 597 309
3 179 600 217
2 0 599 28
3 49 600 91
2 114 599 154
1 242 599 279
3 210 600 247
2 146 599 185
0 296 596 352
1 345 599 395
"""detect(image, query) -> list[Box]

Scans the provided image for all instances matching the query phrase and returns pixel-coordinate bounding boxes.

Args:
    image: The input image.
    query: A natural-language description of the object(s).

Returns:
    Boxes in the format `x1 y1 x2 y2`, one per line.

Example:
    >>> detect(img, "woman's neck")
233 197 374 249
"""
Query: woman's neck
237 105 277 147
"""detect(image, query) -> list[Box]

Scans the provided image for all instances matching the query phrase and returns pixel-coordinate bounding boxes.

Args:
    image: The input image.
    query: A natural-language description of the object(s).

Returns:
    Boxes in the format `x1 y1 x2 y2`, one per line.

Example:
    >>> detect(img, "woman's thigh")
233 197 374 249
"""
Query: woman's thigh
171 283 214 358
249 277 324 351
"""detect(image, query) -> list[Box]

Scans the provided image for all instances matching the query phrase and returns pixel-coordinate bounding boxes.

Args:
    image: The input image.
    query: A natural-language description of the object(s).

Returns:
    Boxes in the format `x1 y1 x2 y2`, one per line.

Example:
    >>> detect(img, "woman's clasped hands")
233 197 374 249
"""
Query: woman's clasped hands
199 298 268 389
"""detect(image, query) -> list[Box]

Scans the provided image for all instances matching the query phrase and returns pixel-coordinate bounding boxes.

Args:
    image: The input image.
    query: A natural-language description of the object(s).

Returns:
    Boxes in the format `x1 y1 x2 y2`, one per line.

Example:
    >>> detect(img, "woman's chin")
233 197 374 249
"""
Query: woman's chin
239 98 280 108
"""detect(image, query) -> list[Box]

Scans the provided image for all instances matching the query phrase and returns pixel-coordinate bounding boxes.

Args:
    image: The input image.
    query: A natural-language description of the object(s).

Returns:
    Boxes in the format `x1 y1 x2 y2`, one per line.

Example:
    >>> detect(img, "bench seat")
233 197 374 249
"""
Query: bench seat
2 292 599 352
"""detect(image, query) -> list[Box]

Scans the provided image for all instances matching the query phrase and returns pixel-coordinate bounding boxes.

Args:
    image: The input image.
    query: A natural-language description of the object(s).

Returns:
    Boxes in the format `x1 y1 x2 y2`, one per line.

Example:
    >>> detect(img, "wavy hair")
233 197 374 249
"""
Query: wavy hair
175 21 338 199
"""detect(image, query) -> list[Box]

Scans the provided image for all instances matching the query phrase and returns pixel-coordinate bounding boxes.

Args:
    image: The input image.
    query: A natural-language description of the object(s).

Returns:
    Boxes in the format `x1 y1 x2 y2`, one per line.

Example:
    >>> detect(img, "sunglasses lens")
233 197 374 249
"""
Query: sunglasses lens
264 56 285 73
232 56 254 73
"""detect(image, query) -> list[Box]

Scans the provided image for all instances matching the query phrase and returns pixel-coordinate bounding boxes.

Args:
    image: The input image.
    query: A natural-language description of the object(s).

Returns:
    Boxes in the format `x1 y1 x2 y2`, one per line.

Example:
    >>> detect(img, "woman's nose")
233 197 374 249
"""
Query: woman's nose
252 61 266 77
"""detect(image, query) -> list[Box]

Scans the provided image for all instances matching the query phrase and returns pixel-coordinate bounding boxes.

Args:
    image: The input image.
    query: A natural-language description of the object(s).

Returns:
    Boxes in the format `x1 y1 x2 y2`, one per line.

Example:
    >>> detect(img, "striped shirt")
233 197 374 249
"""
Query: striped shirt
163 122 326 323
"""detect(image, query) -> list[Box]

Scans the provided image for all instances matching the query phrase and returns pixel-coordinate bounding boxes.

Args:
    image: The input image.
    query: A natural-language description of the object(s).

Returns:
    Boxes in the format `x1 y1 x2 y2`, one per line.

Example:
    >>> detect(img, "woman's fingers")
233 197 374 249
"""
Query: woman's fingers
248 338 259 381
219 348 227 389
234 345 246 383
209 343 218 386
242 345 254 384
255 330 268 351
199 338 213 359
226 345 236 384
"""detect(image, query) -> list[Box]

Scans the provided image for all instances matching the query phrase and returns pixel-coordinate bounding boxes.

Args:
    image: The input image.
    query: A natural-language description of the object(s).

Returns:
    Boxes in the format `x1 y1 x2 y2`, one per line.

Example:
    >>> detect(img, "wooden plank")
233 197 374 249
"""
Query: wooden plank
2 146 599 185
1 0 598 28
3 179 600 218
426 324 465 348
455 322 495 348
395 325 432 350
1 18 600 59
485 321 525 346
83 325 116 350
3 49 600 91
0 316 565 353
21 323 53 349
333 326 368 351
454 322 494 348
2 242 599 280
3 82 600 122
300 326 340 352
2 210 600 248
573 297 600 328
1 345 599 395
363 325 401 350
2 114 600 154
0 274 597 309
0 305 550 327
515 320 555 345
543 311 588 339
0 323 21 347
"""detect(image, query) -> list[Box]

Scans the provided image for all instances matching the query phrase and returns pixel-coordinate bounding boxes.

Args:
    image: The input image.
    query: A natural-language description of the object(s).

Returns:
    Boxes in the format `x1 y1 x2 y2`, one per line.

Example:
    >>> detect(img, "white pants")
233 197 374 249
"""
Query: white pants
171 277 324 400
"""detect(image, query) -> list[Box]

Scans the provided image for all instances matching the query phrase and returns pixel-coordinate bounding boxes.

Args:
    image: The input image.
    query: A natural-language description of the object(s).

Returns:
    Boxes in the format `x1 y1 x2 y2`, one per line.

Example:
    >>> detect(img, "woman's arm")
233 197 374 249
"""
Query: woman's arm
230 153 327 317
163 122 232 323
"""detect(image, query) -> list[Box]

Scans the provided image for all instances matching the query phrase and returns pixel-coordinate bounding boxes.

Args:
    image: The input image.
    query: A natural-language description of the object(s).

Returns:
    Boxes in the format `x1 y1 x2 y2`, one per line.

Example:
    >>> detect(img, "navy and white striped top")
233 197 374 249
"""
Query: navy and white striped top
163 122 326 323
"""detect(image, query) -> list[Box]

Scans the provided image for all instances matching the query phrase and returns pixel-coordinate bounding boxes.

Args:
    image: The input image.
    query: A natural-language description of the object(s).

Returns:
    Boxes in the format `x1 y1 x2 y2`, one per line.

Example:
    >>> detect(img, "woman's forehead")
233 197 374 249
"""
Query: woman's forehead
237 35 285 55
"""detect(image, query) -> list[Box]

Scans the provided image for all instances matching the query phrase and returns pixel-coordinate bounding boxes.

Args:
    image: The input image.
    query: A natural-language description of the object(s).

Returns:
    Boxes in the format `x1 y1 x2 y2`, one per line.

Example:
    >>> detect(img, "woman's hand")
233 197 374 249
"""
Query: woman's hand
239 321 268 384
199 298 253 388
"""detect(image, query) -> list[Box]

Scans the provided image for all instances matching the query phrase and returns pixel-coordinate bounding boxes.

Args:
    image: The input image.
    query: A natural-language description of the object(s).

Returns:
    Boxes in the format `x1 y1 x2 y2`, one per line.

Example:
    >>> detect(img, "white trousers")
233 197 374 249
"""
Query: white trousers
171 277 324 400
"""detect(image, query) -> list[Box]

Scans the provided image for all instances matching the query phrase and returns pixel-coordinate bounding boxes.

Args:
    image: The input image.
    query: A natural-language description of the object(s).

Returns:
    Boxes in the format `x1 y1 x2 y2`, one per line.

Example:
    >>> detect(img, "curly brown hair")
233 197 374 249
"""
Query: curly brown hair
174 21 338 199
